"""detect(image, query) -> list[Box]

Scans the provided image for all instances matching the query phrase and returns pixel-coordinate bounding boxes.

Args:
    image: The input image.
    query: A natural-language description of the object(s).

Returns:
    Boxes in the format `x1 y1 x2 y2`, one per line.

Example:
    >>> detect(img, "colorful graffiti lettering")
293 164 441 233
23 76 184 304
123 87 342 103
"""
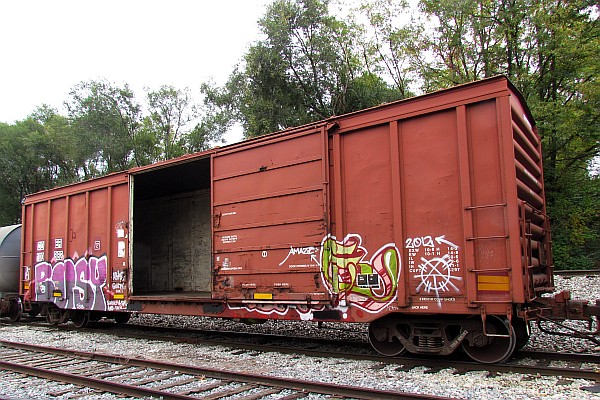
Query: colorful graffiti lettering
34 255 108 311
320 234 400 312
229 234 400 319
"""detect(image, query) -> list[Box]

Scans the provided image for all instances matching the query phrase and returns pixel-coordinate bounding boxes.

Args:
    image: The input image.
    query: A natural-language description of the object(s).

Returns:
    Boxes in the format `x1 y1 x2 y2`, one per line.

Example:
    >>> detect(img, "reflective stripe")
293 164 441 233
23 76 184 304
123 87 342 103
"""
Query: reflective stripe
478 283 510 291
477 275 510 284
477 275 510 291
253 293 273 300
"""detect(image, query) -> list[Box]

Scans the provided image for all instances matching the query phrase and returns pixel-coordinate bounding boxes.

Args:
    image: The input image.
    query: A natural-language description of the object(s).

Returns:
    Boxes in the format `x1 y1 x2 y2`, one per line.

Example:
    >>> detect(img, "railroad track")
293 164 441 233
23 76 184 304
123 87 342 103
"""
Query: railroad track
554 269 600 276
0 339 448 400
7 320 600 384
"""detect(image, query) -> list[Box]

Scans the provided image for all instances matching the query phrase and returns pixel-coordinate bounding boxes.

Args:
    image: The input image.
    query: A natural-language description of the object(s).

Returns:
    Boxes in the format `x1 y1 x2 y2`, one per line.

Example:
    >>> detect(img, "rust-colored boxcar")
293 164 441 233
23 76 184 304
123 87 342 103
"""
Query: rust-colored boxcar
21 173 130 322
19 76 596 362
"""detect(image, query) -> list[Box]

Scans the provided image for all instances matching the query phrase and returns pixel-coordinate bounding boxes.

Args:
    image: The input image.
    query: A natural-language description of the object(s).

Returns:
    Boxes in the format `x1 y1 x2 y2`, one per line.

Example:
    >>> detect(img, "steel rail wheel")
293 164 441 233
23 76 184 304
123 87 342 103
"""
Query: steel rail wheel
513 318 530 350
461 315 516 363
26 303 42 317
71 310 90 328
8 297 23 323
45 306 70 325
368 317 407 356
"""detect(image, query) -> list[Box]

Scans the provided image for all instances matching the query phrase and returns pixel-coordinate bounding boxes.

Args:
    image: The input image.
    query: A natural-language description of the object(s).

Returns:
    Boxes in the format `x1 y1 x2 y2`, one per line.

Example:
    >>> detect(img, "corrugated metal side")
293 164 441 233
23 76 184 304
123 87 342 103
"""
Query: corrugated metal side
20 173 130 312
330 106 474 314
212 127 330 302
510 95 553 300
326 77 533 317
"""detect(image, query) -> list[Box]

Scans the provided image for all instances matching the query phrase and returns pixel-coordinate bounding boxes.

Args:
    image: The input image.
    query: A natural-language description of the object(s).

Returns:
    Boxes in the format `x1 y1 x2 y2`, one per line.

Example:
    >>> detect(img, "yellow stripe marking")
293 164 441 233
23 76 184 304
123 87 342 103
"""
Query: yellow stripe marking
478 283 510 291
477 275 510 284
253 293 273 300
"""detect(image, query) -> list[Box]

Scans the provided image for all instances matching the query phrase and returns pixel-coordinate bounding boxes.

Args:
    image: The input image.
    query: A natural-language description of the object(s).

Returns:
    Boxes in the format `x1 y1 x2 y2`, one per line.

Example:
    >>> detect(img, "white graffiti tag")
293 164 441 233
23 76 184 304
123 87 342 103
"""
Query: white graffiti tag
434 235 459 249
279 246 319 266
414 254 463 305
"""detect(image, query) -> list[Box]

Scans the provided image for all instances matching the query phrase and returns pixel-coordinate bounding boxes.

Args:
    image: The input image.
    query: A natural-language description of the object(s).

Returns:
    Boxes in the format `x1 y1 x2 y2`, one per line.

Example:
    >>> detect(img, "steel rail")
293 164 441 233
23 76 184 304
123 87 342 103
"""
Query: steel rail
554 269 600 276
0 358 194 400
0 340 452 400
9 321 600 382
92 322 600 381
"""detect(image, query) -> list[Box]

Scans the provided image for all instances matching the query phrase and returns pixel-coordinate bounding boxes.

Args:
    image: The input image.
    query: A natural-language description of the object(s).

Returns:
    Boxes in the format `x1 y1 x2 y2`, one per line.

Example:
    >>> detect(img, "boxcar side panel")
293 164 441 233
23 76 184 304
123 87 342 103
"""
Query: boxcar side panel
398 109 467 312
212 128 331 302
464 98 514 306
20 174 130 312
326 123 401 314
326 78 534 318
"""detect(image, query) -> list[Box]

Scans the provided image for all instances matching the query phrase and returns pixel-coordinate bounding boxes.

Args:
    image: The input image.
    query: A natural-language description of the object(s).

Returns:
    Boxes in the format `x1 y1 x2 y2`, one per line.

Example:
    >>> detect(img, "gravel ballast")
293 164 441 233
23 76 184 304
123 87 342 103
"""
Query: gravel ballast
1 275 599 399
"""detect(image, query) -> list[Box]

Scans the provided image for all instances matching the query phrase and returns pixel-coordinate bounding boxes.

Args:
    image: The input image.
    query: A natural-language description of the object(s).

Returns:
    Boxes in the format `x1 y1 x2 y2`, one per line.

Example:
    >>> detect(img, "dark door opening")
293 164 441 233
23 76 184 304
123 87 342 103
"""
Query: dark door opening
131 156 212 298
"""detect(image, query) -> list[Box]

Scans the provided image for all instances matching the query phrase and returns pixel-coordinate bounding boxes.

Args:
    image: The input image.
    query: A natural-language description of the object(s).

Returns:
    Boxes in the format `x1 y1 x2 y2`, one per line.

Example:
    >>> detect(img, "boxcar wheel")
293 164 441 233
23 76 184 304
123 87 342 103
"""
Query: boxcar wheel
461 316 516 363
71 310 90 328
8 298 23 323
368 317 407 356
46 307 70 325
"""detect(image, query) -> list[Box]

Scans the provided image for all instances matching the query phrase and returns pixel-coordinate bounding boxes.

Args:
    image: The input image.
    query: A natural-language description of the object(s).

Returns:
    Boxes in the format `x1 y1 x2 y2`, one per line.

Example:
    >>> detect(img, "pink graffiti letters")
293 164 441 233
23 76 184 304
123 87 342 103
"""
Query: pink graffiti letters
34 255 108 311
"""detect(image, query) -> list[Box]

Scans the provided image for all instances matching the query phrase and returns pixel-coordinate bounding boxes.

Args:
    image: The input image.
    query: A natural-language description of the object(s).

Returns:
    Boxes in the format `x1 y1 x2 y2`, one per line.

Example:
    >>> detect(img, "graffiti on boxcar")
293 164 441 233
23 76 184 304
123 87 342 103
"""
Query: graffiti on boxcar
33 255 108 311
227 302 325 320
407 234 463 307
415 254 462 294
320 234 400 313
230 233 400 320
279 245 320 268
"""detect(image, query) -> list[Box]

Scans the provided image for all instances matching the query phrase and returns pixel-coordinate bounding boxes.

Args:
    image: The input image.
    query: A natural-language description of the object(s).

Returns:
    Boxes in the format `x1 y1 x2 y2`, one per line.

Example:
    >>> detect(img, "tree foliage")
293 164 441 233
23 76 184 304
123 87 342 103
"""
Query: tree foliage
66 80 141 176
0 81 218 224
0 108 78 224
202 0 404 137
144 86 200 161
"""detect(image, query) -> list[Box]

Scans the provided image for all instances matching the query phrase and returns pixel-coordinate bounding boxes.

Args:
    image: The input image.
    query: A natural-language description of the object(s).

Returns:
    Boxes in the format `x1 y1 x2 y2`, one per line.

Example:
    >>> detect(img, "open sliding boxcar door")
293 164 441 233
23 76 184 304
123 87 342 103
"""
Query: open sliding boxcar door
212 125 332 304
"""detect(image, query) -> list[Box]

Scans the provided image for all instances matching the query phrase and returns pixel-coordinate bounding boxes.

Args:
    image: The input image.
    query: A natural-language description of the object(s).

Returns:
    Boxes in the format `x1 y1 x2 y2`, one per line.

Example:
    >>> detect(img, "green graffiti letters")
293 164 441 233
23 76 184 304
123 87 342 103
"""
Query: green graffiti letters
320 234 400 312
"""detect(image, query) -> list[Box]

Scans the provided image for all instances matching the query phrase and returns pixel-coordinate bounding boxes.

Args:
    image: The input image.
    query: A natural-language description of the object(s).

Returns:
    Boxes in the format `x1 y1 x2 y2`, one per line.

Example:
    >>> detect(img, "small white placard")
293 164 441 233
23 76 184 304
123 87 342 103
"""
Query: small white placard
117 241 125 258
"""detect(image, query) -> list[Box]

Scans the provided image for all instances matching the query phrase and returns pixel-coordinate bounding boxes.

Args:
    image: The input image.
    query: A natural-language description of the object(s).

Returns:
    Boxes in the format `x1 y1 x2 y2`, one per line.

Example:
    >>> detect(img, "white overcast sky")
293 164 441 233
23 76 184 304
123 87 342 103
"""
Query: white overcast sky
0 0 271 140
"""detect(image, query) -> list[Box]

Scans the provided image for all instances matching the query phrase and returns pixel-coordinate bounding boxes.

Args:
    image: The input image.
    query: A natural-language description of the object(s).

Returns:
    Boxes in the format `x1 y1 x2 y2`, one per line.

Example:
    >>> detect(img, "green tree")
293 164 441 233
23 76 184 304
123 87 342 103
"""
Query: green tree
203 0 403 137
66 80 141 175
0 111 76 224
144 86 201 160
358 0 418 97
29 105 82 185
527 0 600 268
